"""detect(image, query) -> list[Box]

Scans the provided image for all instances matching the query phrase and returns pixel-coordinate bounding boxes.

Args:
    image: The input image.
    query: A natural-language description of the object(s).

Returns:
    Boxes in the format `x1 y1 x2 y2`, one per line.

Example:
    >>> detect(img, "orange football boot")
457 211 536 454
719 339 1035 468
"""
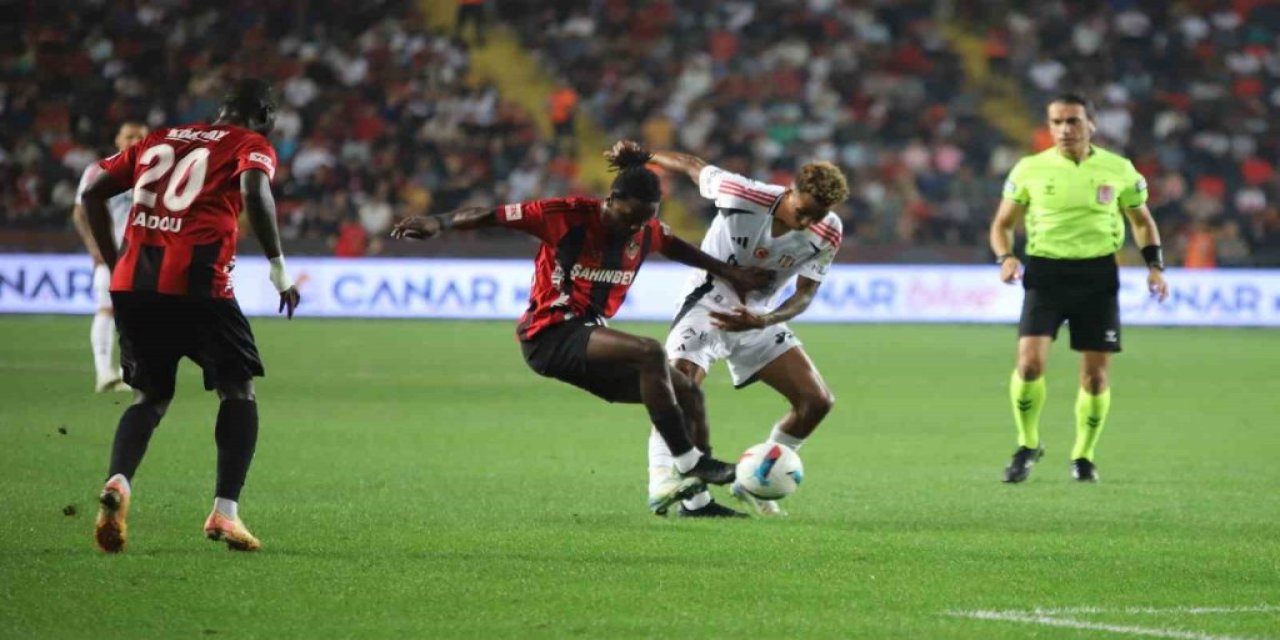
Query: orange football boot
94 475 131 553
203 510 261 552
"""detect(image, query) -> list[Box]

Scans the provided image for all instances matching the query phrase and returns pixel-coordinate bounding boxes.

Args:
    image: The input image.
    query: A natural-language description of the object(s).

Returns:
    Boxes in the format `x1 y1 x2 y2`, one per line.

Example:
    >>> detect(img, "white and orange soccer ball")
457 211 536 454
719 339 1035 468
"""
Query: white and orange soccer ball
735 443 804 500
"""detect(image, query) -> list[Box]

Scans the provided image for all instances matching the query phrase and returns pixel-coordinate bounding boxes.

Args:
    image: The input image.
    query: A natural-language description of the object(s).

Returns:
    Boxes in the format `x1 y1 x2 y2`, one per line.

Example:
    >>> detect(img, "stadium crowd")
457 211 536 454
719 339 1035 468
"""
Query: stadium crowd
2 0 1278 266
502 0 1011 249
0 0 561 256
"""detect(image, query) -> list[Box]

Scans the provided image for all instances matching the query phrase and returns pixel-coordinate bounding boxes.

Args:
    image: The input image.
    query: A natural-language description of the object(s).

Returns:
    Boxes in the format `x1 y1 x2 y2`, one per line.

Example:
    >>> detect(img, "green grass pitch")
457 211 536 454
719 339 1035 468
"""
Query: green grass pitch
1 316 1277 638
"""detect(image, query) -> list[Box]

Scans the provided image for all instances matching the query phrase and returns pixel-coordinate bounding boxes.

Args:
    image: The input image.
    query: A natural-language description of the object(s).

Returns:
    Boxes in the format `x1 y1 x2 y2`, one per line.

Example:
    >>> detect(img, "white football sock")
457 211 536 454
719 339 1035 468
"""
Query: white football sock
648 467 675 496
107 473 131 493
91 312 115 377
682 490 711 511
768 426 806 451
673 447 702 474
648 426 674 464
213 497 238 519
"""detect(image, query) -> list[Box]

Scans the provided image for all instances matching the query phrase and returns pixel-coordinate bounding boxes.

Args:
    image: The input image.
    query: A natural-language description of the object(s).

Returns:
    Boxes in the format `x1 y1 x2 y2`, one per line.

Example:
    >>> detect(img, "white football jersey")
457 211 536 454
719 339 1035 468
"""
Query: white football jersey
676 165 842 314
76 162 133 249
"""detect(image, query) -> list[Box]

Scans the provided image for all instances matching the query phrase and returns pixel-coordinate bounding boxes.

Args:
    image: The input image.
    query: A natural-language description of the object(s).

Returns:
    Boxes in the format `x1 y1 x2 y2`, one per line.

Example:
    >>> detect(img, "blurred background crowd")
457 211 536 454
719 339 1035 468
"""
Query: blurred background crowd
3 0 1278 266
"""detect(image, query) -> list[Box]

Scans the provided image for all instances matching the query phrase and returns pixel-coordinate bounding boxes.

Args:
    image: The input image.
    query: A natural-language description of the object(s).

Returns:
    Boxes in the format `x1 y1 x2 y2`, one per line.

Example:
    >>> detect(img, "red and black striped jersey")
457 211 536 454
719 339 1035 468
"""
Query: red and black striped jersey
499 197 672 340
98 124 278 299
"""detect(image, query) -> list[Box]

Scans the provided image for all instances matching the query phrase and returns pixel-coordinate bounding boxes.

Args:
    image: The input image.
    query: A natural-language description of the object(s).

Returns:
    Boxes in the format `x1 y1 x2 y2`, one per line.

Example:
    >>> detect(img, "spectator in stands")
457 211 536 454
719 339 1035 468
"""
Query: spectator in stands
359 181 396 237
455 0 487 46
0 0 544 255
548 80 579 156
1180 220 1217 269
333 213 370 258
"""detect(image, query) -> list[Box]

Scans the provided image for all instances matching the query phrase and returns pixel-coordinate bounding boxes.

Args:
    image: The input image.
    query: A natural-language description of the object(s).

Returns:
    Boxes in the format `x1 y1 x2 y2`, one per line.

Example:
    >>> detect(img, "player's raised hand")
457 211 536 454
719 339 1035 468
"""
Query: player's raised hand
1148 269 1169 302
999 257 1023 284
391 216 443 240
724 265 774 301
278 286 300 319
709 307 768 332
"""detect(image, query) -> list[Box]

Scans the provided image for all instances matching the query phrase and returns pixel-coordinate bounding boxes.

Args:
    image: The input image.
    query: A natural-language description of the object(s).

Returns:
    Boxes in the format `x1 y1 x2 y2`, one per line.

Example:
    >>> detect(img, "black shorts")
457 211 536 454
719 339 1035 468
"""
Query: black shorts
1018 255 1122 352
519 318 639 403
112 291 265 397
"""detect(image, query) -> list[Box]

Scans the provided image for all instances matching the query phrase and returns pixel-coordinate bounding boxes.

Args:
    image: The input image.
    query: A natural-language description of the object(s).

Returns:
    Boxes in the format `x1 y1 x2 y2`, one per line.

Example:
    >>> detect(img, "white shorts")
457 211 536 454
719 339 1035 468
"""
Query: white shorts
93 264 112 311
664 304 801 388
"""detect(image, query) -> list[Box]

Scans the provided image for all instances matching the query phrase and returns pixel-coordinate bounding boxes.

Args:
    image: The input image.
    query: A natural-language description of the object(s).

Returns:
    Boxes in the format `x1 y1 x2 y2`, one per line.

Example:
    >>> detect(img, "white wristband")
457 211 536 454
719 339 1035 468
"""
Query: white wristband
268 256 293 293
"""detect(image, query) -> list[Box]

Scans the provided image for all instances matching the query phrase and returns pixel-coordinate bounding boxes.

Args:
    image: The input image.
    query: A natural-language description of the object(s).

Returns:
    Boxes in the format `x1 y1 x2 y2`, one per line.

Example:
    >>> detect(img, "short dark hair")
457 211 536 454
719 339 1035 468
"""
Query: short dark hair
221 78 277 122
605 143 661 203
116 121 147 133
1049 93 1094 118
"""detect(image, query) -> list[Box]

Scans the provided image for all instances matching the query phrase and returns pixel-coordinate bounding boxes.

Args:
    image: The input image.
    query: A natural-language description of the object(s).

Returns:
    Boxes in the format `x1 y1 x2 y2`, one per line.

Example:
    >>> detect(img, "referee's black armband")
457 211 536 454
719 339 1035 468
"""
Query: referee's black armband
1141 245 1164 271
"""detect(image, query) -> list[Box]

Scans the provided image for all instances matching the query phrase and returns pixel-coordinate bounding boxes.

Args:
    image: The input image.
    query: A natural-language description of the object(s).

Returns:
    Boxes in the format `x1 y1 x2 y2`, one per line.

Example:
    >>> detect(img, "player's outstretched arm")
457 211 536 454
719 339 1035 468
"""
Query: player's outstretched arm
242 168 300 318
660 234 772 298
709 277 821 332
1123 204 1169 302
80 172 128 270
71 203 104 266
391 206 497 240
989 198 1027 284
647 149 707 185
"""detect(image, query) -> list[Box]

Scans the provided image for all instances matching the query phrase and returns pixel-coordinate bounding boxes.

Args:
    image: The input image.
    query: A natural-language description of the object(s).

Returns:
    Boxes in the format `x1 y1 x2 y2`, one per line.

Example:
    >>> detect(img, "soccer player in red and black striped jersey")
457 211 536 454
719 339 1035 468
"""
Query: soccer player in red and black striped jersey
81 79 301 553
393 142 773 514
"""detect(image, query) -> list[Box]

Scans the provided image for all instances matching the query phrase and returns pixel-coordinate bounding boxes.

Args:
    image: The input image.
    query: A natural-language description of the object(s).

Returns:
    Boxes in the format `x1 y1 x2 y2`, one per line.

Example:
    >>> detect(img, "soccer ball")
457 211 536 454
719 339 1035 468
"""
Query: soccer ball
735 442 803 500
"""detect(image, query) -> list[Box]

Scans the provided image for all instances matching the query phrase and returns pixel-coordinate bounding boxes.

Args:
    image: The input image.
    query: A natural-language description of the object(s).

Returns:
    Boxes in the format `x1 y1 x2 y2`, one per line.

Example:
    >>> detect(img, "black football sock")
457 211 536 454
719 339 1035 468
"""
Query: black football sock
107 404 163 481
214 399 259 502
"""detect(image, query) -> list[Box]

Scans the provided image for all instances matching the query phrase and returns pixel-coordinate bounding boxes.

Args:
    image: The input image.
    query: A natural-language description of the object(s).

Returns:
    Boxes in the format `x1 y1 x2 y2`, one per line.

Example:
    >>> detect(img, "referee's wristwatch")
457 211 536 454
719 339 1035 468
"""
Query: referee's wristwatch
996 253 1017 264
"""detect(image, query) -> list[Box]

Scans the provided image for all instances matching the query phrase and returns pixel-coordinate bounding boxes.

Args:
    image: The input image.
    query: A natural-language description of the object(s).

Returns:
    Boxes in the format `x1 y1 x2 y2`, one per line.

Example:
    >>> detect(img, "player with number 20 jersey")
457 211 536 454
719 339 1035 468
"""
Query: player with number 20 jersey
102 124 276 297
81 79 300 555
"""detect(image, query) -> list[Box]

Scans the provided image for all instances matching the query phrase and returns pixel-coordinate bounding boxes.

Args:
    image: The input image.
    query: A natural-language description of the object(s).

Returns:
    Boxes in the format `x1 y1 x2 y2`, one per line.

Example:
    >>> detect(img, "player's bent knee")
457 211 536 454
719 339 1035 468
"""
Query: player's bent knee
132 390 173 418
819 389 836 414
797 388 835 421
674 377 705 406
1017 361 1044 381
1081 370 1108 394
637 338 667 369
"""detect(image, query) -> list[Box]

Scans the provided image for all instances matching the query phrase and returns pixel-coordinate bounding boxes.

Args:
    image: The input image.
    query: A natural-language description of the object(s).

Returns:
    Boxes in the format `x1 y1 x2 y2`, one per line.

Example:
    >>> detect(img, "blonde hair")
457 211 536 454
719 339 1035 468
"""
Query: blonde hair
795 161 849 208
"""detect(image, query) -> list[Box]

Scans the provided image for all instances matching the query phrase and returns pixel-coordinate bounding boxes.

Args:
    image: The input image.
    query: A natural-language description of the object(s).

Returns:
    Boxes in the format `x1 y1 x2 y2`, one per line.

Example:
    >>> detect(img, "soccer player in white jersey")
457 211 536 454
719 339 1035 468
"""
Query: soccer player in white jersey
641 143 850 517
71 122 148 392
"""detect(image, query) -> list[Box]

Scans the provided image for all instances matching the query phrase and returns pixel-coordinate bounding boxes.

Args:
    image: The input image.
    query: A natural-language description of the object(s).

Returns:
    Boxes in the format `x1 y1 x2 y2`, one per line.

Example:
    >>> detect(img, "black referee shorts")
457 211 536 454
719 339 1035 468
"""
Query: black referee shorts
112 291 265 397
1018 255 1122 353
519 317 640 403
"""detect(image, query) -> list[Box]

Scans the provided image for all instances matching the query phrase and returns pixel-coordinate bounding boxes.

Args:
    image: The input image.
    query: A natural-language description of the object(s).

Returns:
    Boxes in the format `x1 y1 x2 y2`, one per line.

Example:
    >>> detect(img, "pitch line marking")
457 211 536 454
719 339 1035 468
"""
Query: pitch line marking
1031 606 1280 616
944 605 1278 640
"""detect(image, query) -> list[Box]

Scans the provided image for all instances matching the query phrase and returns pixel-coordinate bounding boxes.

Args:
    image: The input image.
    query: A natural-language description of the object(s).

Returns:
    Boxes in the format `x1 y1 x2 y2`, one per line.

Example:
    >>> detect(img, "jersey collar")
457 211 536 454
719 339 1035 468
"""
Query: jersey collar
1053 145 1098 166
766 191 792 238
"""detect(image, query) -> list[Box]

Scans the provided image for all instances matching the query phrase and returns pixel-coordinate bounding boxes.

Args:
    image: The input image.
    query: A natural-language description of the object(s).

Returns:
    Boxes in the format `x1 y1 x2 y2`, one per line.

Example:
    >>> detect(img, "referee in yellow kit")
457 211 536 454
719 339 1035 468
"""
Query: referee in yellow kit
990 93 1169 484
